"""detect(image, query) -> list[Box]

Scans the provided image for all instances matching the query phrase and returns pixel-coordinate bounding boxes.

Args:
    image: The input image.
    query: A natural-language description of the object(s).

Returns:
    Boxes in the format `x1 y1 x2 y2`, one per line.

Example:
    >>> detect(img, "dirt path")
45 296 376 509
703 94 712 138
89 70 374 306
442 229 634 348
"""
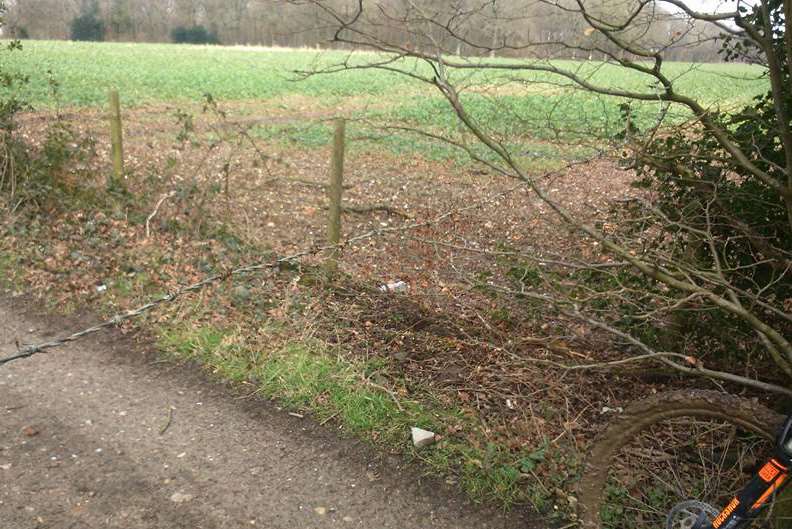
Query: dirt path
0 297 531 529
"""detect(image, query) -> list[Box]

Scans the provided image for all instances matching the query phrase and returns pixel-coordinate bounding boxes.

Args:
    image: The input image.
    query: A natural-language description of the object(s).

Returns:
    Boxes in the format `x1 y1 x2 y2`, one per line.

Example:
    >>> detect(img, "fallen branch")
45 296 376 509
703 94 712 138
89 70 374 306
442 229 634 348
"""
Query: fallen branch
321 203 411 218
159 407 174 435
265 177 354 190
455 276 792 397
146 191 176 239
343 204 411 219
362 376 405 412
319 411 340 425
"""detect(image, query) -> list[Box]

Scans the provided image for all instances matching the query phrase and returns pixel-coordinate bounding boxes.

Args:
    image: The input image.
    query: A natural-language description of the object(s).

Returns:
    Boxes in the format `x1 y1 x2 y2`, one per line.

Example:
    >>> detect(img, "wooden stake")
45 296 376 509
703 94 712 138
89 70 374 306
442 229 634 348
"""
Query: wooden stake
326 118 346 273
109 89 124 188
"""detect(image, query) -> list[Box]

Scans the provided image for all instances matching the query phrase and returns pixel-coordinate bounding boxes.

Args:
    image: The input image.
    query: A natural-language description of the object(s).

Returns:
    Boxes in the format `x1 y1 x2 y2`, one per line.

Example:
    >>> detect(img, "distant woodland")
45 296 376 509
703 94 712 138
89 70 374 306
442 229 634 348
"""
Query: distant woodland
6 0 725 61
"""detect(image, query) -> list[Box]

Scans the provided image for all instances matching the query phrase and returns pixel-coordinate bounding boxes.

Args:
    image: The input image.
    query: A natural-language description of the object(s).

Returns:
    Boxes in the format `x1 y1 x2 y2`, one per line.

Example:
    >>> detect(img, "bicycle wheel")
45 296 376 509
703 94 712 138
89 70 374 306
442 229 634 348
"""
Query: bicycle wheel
578 389 790 529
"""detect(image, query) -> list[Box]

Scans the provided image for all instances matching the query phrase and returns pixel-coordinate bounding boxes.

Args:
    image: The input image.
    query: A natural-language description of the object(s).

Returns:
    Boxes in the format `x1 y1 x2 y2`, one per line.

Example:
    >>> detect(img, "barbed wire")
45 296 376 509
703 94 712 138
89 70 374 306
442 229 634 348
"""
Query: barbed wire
0 177 535 367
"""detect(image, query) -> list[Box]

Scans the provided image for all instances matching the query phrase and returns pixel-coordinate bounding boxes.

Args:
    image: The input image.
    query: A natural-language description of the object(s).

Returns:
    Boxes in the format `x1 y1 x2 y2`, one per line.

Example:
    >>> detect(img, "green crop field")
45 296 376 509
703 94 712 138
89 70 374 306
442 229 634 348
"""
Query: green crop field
2 40 770 163
2 40 768 108
3 41 415 106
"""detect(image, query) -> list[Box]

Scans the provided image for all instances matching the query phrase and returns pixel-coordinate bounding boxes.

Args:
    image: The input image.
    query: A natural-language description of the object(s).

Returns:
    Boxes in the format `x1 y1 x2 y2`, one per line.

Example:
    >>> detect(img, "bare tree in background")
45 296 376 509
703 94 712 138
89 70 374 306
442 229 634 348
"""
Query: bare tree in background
284 0 791 396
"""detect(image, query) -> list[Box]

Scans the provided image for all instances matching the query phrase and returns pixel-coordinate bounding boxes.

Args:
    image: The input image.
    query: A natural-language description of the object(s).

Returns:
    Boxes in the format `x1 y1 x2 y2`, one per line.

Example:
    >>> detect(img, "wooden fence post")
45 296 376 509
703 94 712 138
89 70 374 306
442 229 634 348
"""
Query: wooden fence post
326 118 346 273
108 89 124 188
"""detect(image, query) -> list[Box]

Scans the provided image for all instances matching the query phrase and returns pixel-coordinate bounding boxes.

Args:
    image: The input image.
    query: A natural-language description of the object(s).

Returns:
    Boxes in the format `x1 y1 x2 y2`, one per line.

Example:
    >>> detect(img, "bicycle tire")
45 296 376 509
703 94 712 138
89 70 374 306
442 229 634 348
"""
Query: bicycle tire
578 389 785 529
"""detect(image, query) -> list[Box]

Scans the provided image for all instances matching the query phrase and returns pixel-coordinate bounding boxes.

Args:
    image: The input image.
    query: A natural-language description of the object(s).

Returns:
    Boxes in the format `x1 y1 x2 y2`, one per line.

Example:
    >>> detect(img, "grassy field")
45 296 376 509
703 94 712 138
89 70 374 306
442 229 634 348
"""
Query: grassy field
4 40 766 106
5 41 769 144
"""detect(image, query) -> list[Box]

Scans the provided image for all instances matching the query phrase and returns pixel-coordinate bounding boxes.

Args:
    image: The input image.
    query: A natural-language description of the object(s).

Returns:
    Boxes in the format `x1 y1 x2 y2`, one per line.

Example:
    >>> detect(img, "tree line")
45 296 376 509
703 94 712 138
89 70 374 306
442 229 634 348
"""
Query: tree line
5 0 724 62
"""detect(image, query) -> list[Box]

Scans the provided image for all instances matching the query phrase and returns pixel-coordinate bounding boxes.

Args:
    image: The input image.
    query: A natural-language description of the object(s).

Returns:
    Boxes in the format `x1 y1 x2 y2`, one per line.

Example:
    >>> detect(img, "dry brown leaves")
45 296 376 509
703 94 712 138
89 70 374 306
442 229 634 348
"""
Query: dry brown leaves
4 99 676 473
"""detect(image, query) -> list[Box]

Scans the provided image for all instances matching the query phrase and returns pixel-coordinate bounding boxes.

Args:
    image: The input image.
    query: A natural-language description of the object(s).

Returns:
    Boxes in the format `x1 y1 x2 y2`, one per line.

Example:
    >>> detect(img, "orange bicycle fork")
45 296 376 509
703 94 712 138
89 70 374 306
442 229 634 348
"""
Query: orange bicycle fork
707 458 789 529
704 415 792 529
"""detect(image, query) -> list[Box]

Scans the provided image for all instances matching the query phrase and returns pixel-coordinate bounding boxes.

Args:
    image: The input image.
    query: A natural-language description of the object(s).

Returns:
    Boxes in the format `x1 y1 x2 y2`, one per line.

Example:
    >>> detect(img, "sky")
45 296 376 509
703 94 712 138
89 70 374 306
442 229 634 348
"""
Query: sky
680 0 755 14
